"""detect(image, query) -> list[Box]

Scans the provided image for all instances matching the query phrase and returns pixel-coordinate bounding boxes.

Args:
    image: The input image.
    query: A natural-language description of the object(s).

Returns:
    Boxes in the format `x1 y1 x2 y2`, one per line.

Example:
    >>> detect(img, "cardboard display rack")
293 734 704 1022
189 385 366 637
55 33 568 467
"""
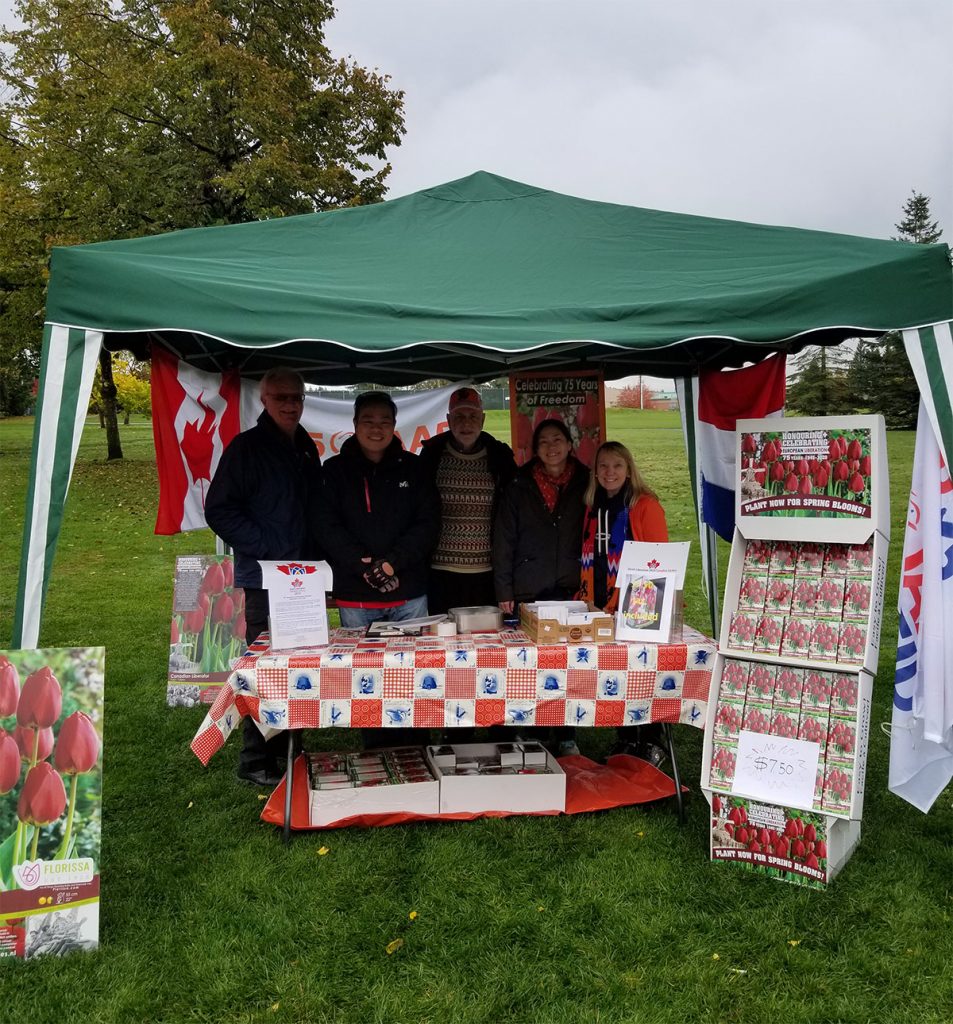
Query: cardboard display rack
719 530 888 676
520 603 615 645
701 414 888 887
425 742 566 815
702 655 873 820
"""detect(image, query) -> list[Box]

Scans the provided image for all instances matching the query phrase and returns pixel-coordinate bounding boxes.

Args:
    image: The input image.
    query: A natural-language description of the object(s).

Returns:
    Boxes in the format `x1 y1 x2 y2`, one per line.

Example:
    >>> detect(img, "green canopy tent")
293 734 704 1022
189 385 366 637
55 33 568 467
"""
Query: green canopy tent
13 171 953 647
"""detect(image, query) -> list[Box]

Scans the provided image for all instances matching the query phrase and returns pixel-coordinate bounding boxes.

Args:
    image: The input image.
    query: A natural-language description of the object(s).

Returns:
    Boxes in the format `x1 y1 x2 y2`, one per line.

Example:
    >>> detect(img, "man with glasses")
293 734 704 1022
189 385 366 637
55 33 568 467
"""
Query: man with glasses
206 367 323 786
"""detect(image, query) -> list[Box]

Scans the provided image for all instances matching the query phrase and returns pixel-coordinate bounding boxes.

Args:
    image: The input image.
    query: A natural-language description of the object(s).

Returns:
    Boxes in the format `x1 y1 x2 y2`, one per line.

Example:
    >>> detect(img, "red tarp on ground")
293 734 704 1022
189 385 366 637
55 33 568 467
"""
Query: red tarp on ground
261 753 684 831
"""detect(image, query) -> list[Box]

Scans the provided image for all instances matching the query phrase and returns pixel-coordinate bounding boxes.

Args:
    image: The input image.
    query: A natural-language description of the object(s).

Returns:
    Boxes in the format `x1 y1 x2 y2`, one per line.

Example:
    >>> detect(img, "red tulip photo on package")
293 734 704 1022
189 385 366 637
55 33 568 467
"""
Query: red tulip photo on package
0 649 103 877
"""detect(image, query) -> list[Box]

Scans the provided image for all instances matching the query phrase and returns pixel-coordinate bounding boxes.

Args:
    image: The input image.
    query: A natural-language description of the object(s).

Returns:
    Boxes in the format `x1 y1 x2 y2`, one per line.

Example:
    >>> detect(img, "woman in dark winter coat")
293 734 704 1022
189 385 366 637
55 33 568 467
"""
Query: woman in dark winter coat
492 418 589 613
492 418 589 755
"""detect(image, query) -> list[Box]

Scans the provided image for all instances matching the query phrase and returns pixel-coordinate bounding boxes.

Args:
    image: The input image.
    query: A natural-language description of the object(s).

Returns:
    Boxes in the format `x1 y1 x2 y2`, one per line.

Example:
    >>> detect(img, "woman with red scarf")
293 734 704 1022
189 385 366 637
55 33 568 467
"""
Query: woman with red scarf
493 418 589 614
577 441 670 764
492 418 589 755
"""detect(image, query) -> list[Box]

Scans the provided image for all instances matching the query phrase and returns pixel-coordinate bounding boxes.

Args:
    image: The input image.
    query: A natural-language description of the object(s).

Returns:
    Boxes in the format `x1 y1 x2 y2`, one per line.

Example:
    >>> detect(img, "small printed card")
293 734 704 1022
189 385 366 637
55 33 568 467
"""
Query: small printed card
769 541 798 575
719 659 751 698
737 574 768 613
774 666 805 708
728 612 758 651
765 576 794 614
743 539 773 571
822 544 851 577
795 542 826 576
808 621 840 661
780 617 813 659
753 615 785 655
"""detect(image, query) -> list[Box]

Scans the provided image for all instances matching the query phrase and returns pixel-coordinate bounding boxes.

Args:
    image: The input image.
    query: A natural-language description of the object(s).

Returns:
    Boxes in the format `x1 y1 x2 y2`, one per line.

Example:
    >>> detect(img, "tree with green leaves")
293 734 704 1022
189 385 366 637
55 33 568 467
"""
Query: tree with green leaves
846 191 943 428
0 0 405 443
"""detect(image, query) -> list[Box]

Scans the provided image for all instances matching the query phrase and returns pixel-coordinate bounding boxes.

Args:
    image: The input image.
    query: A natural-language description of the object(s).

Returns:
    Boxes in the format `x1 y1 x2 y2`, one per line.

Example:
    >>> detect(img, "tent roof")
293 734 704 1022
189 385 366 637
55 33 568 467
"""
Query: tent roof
46 171 953 384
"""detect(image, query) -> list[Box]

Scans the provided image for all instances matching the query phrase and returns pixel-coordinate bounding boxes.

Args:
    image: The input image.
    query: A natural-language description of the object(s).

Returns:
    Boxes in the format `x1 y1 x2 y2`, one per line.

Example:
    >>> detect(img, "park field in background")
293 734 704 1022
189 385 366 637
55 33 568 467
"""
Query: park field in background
0 410 949 1024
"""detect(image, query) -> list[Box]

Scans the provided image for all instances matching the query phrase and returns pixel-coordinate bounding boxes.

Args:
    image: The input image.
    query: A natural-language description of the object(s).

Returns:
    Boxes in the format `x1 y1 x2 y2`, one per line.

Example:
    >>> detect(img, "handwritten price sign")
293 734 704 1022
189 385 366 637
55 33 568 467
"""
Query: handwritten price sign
732 732 820 809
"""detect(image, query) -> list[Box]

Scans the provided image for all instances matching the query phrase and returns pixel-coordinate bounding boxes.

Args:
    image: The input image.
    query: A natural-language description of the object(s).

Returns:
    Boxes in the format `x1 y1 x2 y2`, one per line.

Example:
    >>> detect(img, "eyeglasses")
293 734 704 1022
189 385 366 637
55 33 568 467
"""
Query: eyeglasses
265 393 305 405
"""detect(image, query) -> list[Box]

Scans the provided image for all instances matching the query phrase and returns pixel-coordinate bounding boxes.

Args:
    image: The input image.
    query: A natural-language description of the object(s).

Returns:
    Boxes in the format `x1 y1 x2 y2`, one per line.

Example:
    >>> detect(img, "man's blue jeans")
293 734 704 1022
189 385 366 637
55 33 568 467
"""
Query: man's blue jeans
337 594 429 629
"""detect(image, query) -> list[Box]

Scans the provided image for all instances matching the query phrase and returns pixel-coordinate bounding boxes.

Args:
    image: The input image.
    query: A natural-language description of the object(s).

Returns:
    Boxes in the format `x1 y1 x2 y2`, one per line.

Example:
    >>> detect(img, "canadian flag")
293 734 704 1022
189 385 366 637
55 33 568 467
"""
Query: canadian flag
151 345 241 534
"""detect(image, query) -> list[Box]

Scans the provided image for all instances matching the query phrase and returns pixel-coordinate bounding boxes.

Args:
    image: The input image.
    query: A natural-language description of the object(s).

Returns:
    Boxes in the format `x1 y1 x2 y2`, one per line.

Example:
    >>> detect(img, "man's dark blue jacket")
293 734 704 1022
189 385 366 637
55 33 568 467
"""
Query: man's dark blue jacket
205 411 323 590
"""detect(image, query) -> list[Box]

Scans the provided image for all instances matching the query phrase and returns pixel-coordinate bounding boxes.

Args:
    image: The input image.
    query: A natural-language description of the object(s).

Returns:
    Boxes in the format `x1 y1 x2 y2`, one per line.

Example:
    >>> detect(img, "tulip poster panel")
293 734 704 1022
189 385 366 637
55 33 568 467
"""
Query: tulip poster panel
735 415 889 542
710 794 860 889
0 648 103 959
168 554 246 708
508 371 605 467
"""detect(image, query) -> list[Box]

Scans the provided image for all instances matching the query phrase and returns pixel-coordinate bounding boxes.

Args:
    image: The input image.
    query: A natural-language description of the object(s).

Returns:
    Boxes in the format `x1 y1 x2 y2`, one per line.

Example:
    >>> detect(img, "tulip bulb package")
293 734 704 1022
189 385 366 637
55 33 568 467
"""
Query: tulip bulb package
0 648 103 960
168 554 246 708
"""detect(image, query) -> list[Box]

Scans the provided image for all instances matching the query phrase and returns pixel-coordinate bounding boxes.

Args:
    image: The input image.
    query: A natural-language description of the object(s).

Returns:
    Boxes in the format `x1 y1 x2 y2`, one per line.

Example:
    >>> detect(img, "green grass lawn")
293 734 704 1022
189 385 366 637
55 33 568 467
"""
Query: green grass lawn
0 411 950 1024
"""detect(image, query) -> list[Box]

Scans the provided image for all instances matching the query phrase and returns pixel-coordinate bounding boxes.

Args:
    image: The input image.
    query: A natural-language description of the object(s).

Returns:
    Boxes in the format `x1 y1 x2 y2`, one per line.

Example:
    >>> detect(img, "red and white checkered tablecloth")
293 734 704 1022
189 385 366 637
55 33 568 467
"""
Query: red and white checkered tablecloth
191 627 716 765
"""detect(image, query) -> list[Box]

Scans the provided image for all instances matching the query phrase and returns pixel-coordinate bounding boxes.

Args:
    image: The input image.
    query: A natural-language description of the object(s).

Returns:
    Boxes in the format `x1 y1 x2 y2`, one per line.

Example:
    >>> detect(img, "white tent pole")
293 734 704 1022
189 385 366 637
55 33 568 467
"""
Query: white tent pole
13 325 102 648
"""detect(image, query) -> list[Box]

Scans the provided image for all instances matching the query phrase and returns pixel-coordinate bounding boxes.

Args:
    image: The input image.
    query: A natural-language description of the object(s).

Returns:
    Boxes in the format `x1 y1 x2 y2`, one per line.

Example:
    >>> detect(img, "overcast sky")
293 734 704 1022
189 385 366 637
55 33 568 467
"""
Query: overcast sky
2 1 950 384
323 1 951 241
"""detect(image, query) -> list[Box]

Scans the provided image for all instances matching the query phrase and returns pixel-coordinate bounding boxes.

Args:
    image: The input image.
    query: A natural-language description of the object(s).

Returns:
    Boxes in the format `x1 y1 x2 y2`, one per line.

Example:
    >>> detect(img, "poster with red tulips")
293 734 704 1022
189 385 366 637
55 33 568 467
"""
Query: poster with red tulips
738 425 873 517
710 794 859 888
168 555 245 708
508 371 605 467
0 648 103 959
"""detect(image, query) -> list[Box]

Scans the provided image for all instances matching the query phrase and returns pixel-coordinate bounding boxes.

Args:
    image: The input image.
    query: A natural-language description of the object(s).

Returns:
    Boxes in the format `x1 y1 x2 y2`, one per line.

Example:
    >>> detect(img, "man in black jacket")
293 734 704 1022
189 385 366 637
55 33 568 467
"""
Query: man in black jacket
318 391 439 628
419 387 517 614
205 367 322 786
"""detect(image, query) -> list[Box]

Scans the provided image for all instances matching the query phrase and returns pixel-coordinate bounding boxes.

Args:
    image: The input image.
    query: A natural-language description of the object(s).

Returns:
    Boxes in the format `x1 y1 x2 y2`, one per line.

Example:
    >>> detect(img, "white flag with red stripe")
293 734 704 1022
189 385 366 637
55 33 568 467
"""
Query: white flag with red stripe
152 345 241 534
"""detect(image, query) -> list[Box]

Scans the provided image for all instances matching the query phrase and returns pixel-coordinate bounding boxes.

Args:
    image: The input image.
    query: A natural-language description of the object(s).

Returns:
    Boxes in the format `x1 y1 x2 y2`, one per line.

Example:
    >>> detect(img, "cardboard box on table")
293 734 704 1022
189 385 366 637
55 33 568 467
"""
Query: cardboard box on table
425 743 567 815
520 603 615 645
701 415 888 887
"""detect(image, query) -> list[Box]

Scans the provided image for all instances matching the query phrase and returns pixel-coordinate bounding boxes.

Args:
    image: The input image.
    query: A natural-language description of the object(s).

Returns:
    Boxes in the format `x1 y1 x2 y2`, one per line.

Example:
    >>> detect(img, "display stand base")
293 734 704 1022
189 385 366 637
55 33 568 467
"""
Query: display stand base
262 753 685 832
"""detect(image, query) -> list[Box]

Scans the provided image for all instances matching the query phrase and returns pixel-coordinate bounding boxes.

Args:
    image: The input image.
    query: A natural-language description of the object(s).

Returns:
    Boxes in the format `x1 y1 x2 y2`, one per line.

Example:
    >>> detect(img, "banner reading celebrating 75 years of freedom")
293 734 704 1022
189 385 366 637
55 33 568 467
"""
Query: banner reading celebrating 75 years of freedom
508 370 605 467
0 649 103 960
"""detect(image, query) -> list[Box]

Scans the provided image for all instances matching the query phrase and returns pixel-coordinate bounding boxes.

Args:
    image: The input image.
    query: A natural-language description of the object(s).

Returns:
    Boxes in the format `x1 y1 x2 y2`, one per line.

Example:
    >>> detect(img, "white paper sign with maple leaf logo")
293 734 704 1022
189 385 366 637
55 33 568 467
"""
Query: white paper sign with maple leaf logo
616 541 691 589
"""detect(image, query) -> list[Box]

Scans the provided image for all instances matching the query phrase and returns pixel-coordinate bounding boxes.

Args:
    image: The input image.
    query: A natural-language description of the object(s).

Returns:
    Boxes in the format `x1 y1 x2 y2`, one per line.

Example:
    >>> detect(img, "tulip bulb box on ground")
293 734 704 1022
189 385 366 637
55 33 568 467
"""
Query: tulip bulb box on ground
0 648 103 959
425 742 566 814
307 748 439 826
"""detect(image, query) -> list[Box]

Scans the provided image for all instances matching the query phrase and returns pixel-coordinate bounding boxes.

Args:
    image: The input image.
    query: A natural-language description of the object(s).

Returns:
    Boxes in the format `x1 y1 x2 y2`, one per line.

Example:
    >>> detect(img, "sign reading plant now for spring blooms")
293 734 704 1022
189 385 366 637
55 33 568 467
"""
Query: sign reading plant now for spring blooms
168 555 245 709
738 427 873 518
0 649 103 960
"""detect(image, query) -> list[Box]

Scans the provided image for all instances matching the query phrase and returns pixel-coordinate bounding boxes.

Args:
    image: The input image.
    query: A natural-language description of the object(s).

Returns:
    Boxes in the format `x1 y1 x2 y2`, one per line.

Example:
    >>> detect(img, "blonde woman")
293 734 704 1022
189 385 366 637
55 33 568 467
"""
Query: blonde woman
578 441 669 766
578 441 668 613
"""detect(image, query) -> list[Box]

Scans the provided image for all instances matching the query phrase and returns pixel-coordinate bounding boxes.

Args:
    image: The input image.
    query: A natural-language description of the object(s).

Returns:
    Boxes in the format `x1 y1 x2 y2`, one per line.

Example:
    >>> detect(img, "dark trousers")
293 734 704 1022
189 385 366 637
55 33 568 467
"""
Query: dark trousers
240 588 290 774
428 568 497 615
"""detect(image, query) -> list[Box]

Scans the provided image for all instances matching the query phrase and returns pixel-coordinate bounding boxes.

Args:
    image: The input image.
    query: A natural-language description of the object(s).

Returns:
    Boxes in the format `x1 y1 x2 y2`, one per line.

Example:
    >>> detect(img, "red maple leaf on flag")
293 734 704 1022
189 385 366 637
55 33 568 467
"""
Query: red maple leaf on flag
181 393 217 484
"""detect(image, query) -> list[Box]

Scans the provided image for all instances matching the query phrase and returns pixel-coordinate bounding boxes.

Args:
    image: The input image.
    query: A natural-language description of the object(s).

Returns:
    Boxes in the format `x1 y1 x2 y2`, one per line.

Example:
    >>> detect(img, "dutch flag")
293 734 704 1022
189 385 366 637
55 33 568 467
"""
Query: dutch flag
697 353 787 540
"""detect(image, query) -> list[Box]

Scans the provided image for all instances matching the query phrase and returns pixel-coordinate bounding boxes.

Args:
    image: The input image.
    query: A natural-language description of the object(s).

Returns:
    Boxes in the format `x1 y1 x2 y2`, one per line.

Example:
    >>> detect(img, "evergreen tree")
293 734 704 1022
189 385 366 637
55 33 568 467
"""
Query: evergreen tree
894 191 942 244
857 191 945 428
786 345 851 416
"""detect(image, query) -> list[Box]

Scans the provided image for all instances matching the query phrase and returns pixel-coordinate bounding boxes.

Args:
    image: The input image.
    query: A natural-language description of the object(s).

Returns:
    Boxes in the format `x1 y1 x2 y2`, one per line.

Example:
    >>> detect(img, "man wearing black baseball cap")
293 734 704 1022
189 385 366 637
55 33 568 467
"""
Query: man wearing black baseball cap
419 386 517 613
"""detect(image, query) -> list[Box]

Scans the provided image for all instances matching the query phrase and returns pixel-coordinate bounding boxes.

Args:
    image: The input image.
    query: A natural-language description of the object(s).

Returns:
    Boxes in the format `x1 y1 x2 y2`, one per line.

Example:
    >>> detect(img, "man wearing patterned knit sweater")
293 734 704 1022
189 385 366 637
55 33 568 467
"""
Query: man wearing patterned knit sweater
419 387 517 614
